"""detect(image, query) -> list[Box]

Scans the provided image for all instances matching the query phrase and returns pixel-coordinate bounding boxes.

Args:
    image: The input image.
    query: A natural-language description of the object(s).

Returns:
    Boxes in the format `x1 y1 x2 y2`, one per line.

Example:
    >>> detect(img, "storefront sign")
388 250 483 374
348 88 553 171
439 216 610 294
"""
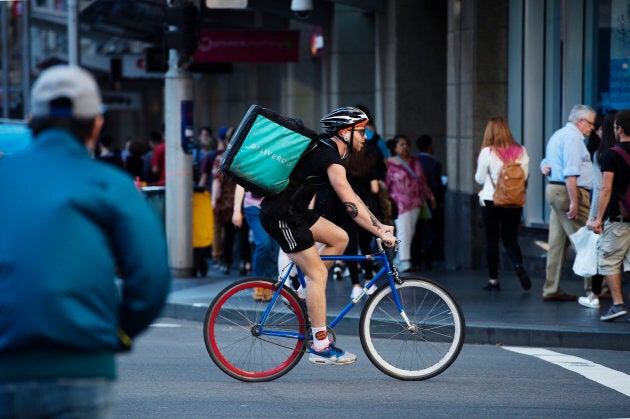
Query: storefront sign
193 30 299 63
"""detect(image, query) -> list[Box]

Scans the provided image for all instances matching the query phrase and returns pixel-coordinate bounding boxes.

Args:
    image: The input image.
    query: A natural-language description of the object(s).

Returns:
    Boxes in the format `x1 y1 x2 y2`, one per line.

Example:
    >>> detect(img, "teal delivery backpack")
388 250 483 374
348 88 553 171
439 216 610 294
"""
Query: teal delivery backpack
219 105 319 197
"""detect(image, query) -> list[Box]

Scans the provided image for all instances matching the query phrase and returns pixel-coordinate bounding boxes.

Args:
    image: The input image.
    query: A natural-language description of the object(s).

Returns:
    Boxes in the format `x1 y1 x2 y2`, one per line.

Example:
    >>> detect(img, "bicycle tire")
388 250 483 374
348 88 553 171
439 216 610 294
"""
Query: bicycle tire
204 278 308 382
359 277 465 380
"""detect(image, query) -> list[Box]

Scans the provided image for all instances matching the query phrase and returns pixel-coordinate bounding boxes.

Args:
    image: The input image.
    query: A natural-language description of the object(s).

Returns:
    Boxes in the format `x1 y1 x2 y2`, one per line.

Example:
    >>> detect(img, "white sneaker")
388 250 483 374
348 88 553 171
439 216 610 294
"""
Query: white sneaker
296 285 306 300
308 342 357 365
366 284 377 296
578 292 600 309
350 285 362 300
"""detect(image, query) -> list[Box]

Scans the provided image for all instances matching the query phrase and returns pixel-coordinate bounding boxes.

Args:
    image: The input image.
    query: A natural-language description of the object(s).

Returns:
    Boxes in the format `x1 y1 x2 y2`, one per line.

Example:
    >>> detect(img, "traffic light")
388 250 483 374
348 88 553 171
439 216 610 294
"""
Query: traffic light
164 2 199 59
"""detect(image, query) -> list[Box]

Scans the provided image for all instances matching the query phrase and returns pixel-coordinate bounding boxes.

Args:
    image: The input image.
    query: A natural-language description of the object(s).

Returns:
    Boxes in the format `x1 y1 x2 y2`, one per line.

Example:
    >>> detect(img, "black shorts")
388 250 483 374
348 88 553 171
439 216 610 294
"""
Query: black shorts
260 210 320 253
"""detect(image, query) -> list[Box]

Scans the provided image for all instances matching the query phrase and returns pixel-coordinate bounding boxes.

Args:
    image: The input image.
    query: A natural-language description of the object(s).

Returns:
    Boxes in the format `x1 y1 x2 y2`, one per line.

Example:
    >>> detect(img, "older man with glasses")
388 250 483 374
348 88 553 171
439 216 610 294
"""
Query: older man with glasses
540 104 595 302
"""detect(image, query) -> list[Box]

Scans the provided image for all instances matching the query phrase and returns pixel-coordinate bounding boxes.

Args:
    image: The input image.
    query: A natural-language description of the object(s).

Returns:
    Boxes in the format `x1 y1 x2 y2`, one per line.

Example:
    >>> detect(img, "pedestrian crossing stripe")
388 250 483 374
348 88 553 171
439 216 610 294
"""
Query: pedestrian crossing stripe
503 346 630 397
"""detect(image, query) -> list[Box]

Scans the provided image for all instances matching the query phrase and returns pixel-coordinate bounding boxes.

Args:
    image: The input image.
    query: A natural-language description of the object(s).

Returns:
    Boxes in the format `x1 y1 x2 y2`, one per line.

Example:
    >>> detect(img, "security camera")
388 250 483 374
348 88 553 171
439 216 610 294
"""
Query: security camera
291 0 312 19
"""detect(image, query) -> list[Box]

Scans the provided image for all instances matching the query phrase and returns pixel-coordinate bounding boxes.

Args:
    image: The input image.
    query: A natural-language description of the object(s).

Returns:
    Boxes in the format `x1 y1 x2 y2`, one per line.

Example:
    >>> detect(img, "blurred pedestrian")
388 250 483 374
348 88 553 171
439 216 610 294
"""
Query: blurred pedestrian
150 129 166 186
199 126 229 267
354 105 389 174
193 126 215 184
474 117 531 291
578 111 616 309
96 132 123 169
198 126 228 192
345 146 381 297
233 185 279 300
385 134 436 272
0 65 170 417
412 134 445 270
123 138 145 179
586 113 603 158
211 127 237 274
142 130 163 184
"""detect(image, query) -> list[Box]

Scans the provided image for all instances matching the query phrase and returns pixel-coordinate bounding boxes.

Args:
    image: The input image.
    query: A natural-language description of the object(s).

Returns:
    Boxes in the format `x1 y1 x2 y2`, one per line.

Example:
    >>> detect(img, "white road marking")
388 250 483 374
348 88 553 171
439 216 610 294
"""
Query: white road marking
150 323 182 328
503 346 630 397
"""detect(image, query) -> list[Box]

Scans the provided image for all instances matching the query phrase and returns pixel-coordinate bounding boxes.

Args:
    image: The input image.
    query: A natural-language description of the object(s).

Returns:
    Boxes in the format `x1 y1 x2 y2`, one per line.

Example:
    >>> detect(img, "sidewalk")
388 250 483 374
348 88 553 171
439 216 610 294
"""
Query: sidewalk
162 265 630 351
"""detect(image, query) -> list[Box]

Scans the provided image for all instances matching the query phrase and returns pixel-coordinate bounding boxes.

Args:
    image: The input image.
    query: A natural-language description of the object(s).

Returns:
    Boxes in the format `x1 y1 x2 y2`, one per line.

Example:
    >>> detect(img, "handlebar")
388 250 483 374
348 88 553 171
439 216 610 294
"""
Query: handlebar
376 238 399 252
376 238 399 275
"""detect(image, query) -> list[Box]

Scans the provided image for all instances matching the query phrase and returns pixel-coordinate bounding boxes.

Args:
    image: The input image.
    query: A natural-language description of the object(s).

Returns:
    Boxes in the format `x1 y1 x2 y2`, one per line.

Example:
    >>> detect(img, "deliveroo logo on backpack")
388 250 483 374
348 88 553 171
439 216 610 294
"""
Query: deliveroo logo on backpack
243 115 309 169
247 142 291 167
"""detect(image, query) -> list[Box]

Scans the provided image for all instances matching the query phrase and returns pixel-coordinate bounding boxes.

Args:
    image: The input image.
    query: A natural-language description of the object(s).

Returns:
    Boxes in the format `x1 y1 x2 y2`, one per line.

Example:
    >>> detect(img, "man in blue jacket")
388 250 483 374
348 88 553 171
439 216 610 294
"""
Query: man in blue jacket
0 65 171 417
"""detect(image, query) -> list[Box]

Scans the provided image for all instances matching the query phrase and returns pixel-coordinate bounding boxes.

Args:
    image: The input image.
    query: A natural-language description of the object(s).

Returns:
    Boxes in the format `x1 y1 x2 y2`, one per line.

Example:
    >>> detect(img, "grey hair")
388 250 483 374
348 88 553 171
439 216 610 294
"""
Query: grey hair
568 104 595 123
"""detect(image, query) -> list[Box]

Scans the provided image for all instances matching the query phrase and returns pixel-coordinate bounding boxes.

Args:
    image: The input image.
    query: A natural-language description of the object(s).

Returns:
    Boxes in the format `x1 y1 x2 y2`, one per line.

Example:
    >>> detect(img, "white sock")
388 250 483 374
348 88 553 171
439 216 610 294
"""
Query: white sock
311 326 329 351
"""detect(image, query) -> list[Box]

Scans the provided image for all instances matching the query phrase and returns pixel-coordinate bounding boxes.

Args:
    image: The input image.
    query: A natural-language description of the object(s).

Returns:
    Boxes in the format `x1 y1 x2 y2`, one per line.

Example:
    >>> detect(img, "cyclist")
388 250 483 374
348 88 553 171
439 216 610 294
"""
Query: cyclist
260 107 396 365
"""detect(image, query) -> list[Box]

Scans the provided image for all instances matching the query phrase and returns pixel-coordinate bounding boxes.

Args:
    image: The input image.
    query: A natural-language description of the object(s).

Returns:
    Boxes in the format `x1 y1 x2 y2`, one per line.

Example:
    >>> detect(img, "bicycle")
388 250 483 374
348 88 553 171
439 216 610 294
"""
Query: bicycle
203 239 465 382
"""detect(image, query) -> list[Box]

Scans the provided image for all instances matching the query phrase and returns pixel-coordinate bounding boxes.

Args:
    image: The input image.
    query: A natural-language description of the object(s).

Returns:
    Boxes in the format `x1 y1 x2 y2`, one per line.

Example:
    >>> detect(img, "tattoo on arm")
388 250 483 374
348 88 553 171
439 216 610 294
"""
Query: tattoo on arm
344 202 359 218
350 193 381 229
358 193 380 227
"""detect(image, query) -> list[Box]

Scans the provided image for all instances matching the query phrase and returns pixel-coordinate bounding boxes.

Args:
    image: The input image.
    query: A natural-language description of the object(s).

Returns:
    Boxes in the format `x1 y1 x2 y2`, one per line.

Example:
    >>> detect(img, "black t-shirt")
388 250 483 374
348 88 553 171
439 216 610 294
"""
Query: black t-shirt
261 139 342 219
315 170 381 225
315 144 381 224
600 141 630 219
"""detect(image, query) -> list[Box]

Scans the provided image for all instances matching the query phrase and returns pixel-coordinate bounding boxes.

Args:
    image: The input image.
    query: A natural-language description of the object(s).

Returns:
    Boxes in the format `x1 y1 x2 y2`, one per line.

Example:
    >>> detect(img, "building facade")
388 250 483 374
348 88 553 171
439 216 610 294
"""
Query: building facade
1 0 622 273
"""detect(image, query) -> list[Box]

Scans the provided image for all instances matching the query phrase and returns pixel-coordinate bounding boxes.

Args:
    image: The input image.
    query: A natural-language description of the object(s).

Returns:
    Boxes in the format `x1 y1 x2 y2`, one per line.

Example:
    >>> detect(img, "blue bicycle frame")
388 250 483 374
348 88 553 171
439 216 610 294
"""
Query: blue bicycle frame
255 240 406 340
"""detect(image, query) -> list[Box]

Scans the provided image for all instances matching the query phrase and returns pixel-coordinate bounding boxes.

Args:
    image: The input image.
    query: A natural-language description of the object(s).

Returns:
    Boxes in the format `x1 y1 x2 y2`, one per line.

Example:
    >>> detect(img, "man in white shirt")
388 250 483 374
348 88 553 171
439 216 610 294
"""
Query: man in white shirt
540 104 595 301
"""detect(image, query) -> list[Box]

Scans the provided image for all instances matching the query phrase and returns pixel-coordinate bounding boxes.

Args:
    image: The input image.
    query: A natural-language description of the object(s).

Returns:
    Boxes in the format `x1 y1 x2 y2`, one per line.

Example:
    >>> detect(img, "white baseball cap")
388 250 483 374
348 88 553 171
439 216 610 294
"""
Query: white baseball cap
30 65 103 119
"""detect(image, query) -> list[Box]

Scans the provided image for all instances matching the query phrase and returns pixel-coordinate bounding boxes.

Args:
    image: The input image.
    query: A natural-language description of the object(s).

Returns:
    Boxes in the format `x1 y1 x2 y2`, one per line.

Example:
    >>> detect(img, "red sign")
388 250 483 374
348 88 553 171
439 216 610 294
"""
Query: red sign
193 30 299 63
12 1 23 17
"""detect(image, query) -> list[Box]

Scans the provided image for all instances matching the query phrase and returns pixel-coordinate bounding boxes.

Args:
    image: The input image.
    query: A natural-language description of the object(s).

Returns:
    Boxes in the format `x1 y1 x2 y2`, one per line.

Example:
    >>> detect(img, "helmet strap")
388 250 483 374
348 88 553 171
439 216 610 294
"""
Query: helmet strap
333 131 351 159
337 127 354 156
348 127 355 151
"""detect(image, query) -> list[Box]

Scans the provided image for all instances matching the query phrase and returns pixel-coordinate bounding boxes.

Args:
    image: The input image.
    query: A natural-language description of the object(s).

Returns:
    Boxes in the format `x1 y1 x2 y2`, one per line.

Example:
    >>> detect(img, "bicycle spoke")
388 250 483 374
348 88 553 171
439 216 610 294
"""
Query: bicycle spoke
216 312 255 329
360 278 465 380
204 279 307 382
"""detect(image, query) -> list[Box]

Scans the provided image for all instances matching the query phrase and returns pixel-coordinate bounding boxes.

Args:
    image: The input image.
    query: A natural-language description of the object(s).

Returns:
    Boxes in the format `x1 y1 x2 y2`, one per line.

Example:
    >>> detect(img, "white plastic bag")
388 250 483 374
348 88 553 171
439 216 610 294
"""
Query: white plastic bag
569 226 599 277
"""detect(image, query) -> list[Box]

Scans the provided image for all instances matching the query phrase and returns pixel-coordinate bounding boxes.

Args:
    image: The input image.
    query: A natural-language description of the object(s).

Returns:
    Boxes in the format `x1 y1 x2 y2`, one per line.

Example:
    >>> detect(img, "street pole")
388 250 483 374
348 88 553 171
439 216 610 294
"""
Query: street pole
67 0 79 65
164 6 194 277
